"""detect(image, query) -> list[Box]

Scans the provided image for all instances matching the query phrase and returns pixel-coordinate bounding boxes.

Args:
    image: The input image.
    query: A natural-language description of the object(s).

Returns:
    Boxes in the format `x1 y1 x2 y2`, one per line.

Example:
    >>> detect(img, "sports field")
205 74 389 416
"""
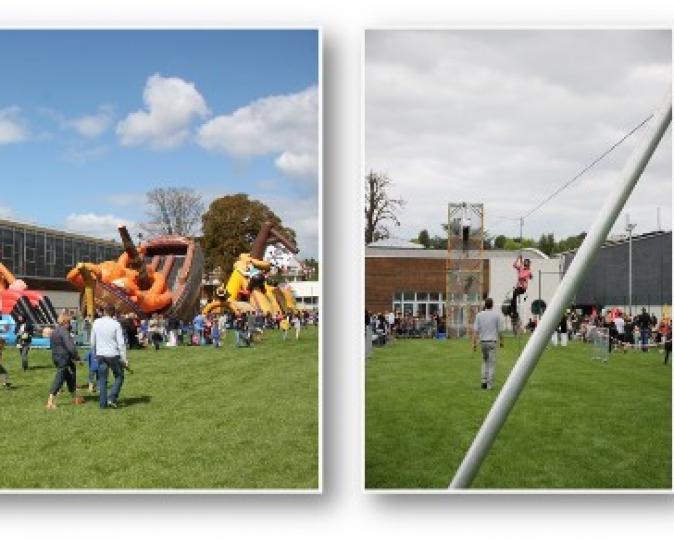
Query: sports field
365 335 671 489
0 327 319 490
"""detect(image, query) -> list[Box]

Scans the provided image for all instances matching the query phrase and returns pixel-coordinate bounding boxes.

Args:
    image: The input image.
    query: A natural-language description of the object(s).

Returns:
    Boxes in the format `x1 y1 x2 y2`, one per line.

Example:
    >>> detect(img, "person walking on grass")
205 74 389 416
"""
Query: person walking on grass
46 314 84 410
472 297 505 390
91 304 129 409
15 314 33 371
0 338 12 389
148 313 162 351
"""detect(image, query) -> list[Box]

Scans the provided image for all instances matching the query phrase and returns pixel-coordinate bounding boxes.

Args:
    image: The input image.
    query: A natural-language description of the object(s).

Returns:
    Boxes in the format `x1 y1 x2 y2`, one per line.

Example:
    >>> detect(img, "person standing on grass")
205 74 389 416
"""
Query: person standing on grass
293 312 302 340
211 316 221 348
14 314 32 371
613 311 626 353
0 338 12 389
636 307 652 352
280 314 290 341
664 321 672 365
148 313 162 351
92 304 129 409
472 297 505 390
46 314 84 410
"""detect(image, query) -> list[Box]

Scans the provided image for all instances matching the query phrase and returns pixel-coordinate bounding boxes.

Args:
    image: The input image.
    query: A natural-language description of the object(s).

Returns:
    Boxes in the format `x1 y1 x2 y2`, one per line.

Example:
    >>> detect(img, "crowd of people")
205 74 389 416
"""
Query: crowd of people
526 306 673 361
365 310 442 344
0 305 318 410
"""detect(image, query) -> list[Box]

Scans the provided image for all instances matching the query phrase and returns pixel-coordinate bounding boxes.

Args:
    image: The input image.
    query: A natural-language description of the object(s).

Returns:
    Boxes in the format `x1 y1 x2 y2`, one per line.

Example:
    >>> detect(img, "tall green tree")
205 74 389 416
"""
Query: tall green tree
201 193 294 279
416 229 431 248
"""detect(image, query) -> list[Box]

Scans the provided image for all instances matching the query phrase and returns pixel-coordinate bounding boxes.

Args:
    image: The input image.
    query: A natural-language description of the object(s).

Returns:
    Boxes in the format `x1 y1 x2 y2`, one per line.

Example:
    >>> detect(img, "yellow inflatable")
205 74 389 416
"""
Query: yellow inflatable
203 222 299 317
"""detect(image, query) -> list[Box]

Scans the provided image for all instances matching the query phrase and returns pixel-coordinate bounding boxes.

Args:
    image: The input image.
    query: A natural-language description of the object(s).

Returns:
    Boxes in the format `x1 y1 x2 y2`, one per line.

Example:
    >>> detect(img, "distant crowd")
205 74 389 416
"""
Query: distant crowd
72 308 320 350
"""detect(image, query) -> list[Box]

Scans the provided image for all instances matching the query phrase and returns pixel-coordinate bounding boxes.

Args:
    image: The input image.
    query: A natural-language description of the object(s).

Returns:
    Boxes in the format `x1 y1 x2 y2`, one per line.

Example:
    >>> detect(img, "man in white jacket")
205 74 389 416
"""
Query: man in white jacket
91 304 129 409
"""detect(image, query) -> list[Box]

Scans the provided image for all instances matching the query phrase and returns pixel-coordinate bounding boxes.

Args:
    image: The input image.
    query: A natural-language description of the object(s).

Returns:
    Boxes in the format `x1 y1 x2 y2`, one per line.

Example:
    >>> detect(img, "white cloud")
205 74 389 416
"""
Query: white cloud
0 107 29 144
65 213 136 240
117 74 209 150
0 202 14 218
274 151 318 180
365 30 672 241
65 144 111 165
197 86 318 183
66 104 115 138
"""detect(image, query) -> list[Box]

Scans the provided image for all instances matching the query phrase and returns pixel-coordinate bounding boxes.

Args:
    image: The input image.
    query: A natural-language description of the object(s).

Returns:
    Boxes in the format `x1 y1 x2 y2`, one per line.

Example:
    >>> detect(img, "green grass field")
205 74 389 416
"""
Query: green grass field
366 335 671 489
0 327 319 490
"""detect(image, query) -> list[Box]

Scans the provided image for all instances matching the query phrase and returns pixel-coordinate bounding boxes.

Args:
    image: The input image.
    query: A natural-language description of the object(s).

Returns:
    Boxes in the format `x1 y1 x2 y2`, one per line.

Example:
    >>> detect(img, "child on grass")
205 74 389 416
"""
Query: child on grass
280 314 290 341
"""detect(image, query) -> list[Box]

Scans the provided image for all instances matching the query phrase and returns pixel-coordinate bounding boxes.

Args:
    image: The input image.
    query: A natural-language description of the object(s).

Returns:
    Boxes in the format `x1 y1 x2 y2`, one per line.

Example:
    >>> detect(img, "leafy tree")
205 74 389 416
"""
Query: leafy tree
364 171 405 244
493 235 507 249
142 186 204 236
538 233 556 256
416 229 431 248
201 193 294 279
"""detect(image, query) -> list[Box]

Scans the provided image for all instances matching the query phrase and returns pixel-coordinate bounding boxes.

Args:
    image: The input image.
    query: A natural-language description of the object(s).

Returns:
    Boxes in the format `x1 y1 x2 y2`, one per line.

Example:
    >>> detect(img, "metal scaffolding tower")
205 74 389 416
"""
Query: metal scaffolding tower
446 202 485 339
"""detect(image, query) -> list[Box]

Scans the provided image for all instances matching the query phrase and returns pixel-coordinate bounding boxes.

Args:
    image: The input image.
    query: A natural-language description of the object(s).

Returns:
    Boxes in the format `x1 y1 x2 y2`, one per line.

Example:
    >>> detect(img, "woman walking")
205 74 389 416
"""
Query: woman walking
46 314 84 410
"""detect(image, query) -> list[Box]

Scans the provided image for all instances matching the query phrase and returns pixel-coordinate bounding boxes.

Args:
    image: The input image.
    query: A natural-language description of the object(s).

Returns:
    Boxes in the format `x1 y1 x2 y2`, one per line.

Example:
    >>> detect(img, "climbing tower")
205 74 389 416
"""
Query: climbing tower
446 203 485 339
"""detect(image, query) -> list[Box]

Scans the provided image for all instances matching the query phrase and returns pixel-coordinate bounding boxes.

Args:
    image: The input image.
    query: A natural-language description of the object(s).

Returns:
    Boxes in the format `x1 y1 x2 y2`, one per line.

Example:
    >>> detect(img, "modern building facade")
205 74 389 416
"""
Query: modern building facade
560 230 671 317
0 218 122 312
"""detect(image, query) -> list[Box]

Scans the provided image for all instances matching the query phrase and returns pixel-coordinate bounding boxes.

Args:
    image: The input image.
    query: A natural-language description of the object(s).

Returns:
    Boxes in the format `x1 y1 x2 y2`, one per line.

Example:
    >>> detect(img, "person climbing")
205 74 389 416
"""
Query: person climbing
509 255 533 321
460 203 471 253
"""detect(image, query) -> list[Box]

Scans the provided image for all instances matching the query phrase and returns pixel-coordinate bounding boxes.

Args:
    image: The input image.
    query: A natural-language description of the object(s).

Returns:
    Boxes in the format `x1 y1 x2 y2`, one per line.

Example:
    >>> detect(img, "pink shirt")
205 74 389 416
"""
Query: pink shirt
514 259 533 290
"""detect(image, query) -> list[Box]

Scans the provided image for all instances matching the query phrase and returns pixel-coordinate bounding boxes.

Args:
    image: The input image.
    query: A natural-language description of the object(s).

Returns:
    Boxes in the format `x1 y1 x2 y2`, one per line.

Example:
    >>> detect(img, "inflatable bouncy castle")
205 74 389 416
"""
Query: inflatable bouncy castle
202 221 299 317
0 262 57 347
0 263 59 325
66 226 203 321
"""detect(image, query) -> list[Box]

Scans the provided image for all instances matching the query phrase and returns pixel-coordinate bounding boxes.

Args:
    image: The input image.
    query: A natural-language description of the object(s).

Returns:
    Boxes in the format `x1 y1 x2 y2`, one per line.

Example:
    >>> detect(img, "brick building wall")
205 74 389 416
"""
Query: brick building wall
365 256 489 314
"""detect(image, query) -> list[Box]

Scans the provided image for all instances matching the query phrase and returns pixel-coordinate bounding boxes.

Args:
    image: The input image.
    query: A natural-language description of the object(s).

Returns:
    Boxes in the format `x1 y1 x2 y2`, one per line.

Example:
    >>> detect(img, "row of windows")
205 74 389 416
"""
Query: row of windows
0 225 121 279
393 292 444 302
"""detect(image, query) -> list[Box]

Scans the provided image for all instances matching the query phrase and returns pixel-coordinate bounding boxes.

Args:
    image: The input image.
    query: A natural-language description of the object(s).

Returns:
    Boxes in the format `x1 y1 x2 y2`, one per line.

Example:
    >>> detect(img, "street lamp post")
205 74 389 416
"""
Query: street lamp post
625 214 636 316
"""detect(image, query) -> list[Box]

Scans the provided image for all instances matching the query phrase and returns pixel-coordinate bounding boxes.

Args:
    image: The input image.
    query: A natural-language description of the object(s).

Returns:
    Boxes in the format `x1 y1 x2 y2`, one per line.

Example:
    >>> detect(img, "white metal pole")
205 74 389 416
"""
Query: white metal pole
449 90 672 489
629 227 633 315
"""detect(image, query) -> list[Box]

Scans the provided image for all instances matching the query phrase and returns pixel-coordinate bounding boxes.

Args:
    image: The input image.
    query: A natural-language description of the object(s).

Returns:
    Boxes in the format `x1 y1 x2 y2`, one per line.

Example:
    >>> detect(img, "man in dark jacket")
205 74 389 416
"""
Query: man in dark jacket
46 314 84 410
637 307 652 352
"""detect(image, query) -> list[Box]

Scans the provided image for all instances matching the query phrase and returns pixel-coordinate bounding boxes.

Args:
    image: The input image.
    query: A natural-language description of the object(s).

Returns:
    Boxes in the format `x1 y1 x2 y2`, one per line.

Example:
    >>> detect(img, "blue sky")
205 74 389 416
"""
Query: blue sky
0 30 319 257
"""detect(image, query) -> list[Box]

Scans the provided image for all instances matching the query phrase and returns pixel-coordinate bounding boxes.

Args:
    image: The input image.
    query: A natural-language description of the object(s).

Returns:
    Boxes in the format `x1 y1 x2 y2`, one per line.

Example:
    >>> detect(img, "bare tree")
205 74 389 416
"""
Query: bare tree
142 187 204 237
364 171 405 244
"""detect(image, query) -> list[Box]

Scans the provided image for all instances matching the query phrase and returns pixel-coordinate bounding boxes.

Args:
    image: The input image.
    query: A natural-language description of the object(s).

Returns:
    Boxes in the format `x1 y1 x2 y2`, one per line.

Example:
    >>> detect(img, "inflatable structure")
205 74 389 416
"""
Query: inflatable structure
0 262 56 347
202 221 299 316
66 225 204 321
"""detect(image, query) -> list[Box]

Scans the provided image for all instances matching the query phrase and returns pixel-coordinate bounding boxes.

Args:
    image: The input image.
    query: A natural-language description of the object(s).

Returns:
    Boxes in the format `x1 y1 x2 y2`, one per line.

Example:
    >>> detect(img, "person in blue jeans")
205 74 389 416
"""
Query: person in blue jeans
636 308 652 352
86 349 98 393
91 304 129 409
211 317 221 347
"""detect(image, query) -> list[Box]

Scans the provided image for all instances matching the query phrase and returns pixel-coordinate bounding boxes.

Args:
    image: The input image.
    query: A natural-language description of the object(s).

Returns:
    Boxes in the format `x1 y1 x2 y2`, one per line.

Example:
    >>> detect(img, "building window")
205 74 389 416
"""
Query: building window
392 291 445 319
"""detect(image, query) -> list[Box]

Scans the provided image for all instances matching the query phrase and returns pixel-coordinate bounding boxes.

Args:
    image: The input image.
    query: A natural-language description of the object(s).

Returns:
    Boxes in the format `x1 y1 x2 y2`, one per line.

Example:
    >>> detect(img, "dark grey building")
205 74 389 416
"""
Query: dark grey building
560 231 671 313
1 218 122 310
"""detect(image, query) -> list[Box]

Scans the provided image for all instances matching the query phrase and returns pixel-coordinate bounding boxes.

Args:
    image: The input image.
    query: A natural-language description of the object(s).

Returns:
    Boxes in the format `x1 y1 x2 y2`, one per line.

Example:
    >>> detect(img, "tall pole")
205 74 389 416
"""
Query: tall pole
538 269 542 320
449 90 672 489
626 214 636 316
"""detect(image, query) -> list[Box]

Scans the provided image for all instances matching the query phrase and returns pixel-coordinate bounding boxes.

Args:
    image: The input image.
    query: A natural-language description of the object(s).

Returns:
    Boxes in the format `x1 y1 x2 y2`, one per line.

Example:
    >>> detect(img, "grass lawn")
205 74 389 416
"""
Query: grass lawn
0 326 318 490
366 335 671 489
